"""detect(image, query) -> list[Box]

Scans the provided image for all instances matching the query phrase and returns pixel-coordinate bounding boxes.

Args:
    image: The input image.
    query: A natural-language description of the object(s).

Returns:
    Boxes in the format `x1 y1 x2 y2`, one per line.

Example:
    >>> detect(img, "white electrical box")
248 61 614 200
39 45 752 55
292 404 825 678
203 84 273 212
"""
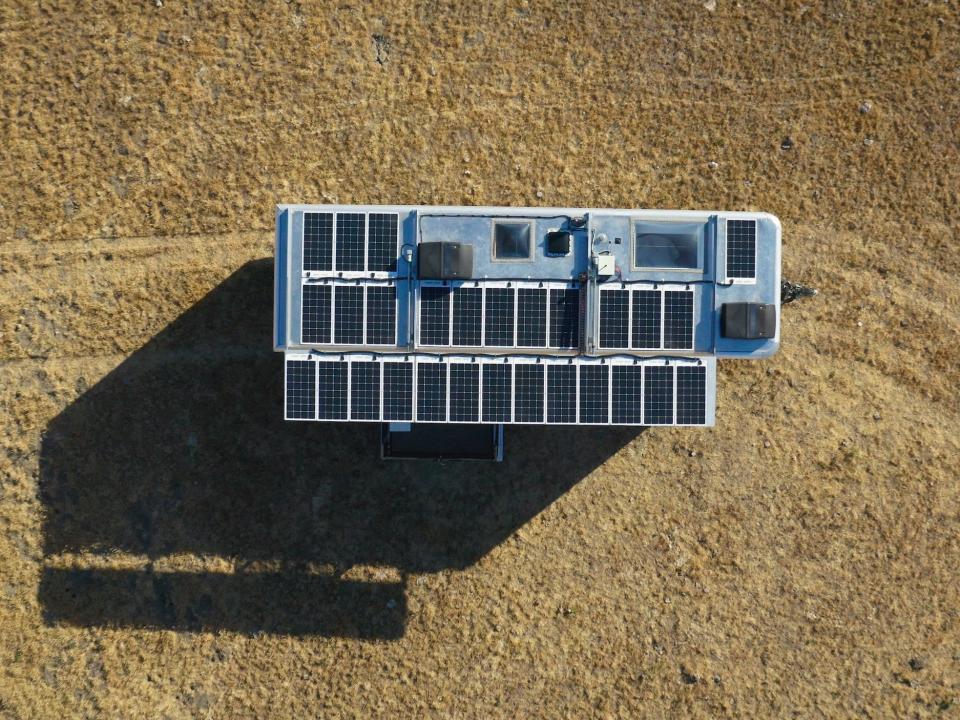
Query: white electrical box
595 254 615 276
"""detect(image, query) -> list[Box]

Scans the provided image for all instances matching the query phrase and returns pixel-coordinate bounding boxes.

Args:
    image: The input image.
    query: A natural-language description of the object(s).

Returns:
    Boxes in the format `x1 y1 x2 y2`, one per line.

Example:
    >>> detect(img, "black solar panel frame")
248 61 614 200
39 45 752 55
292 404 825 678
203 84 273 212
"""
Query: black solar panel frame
578 365 609 424
317 361 348 420
367 212 399 272
333 285 364 345
416 362 447 422
631 289 661 349
449 363 480 422
546 364 577 424
611 365 643 424
382 361 414 421
513 364 545 423
365 284 396 345
516 288 547 347
643 365 674 425
452 287 483 346
481 363 512 423
350 361 381 421
663 290 694 350
676 365 707 425
599 289 629 349
484 287 515 347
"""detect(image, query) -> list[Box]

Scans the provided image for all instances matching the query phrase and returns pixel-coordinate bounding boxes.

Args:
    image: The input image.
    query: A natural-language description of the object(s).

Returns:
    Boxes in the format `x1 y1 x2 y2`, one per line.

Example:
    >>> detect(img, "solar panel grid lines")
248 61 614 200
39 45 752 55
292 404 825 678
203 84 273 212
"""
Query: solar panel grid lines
549 288 580 348
288 356 711 426
302 212 334 272
483 287 515 347
285 359 317 420
631 289 661 349
419 285 452 345
481 362 513 422
334 212 366 272
516 287 547 347
726 218 757 281
663 290 694 350
365 284 397 345
367 212 400 272
452 286 483 346
301 284 332 344
333 285 364 345
599 289 629 348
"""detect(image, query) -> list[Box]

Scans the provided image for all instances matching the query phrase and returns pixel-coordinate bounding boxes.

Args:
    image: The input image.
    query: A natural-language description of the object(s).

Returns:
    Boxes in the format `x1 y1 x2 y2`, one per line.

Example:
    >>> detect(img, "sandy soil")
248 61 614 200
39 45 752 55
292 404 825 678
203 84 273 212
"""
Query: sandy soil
1 1 959 717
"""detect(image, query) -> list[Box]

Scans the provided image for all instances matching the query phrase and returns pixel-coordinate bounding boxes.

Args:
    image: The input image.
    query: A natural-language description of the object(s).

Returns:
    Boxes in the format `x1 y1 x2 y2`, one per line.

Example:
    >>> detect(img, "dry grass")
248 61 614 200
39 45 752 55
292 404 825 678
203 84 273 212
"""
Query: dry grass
1 1 958 717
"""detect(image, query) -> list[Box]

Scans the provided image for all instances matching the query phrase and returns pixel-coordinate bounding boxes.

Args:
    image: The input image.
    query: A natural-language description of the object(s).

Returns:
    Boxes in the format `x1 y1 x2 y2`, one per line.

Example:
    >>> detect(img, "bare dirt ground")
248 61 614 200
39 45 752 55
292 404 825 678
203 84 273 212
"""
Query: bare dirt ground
1 1 959 717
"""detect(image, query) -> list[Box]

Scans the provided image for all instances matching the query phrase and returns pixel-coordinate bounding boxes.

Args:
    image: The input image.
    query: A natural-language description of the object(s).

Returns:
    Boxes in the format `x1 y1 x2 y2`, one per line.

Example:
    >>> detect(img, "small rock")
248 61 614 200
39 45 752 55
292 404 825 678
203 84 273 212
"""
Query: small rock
857 321 863 327
707 160 719 170
703 0 717 10
535 189 544 199
763 439 771 448
908 657 926 671
780 136 794 151
864 137 874 146
680 667 699 685
157 31 168 44
155 0 163 6
873 412 881 421
688 449 697 458
859 100 872 114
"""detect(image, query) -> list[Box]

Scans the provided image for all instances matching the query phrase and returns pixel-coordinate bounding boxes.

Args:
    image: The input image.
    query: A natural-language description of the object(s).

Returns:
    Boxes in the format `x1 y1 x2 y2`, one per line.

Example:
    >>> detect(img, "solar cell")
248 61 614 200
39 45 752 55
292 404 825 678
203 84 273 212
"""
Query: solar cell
514 364 545 423
452 287 483 346
643 365 674 424
726 219 756 280
365 285 396 345
303 212 333 272
449 363 480 422
333 285 364 345
481 364 512 422
317 361 348 420
367 212 399 272
549 288 580 348
419 286 452 345
383 362 414 421
631 290 661 349
578 365 609 423
416 362 447 422
599 290 629 348
484 287 515 347
285 360 316 419
301 284 332 344
516 288 547 347
335 212 366 271
676 365 706 425
350 361 381 420
663 290 694 350
611 365 643 424
546 365 577 423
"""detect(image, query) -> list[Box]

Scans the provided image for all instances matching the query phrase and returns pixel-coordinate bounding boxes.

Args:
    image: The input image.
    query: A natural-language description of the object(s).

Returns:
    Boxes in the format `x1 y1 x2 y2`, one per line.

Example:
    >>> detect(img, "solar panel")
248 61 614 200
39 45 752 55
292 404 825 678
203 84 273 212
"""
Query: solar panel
481 364 512 422
333 285 364 345
317 361 348 420
301 284 332 344
452 287 482 346
303 212 333 272
726 219 756 280
578 365 609 424
516 288 547 347
287 356 713 427
367 212 399 272
285 360 316 419
631 290 661 349
383 362 414 421
514 364 545 423
484 287 515 347
449 363 480 422
599 290 629 348
419 286 451 345
365 285 396 345
549 288 580 348
335 213 366 272
350 361 380 420
611 365 643 424
416 362 447 422
643 365 673 424
663 290 694 350
676 365 706 425
546 364 577 423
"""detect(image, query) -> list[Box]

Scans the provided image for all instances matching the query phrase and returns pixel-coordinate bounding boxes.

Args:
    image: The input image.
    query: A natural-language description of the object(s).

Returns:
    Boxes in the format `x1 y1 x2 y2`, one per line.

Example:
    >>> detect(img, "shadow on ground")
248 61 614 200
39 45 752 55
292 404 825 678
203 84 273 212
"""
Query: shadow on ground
38 259 641 639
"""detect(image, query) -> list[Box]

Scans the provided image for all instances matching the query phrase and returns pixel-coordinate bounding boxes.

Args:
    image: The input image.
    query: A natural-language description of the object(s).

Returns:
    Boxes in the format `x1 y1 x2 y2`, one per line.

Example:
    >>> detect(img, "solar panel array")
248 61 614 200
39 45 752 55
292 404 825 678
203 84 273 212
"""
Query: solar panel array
301 282 396 346
285 356 712 426
302 211 400 275
598 287 695 350
725 219 757 281
418 282 581 349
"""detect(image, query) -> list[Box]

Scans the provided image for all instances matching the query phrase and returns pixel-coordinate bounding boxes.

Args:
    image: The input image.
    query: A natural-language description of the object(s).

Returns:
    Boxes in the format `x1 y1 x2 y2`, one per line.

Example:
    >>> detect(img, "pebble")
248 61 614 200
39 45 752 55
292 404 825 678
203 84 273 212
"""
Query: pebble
859 100 872 114
908 657 926 671
707 161 719 170
535 189 544 199
780 136 794 151
873 412 881 421
763 439 771 448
